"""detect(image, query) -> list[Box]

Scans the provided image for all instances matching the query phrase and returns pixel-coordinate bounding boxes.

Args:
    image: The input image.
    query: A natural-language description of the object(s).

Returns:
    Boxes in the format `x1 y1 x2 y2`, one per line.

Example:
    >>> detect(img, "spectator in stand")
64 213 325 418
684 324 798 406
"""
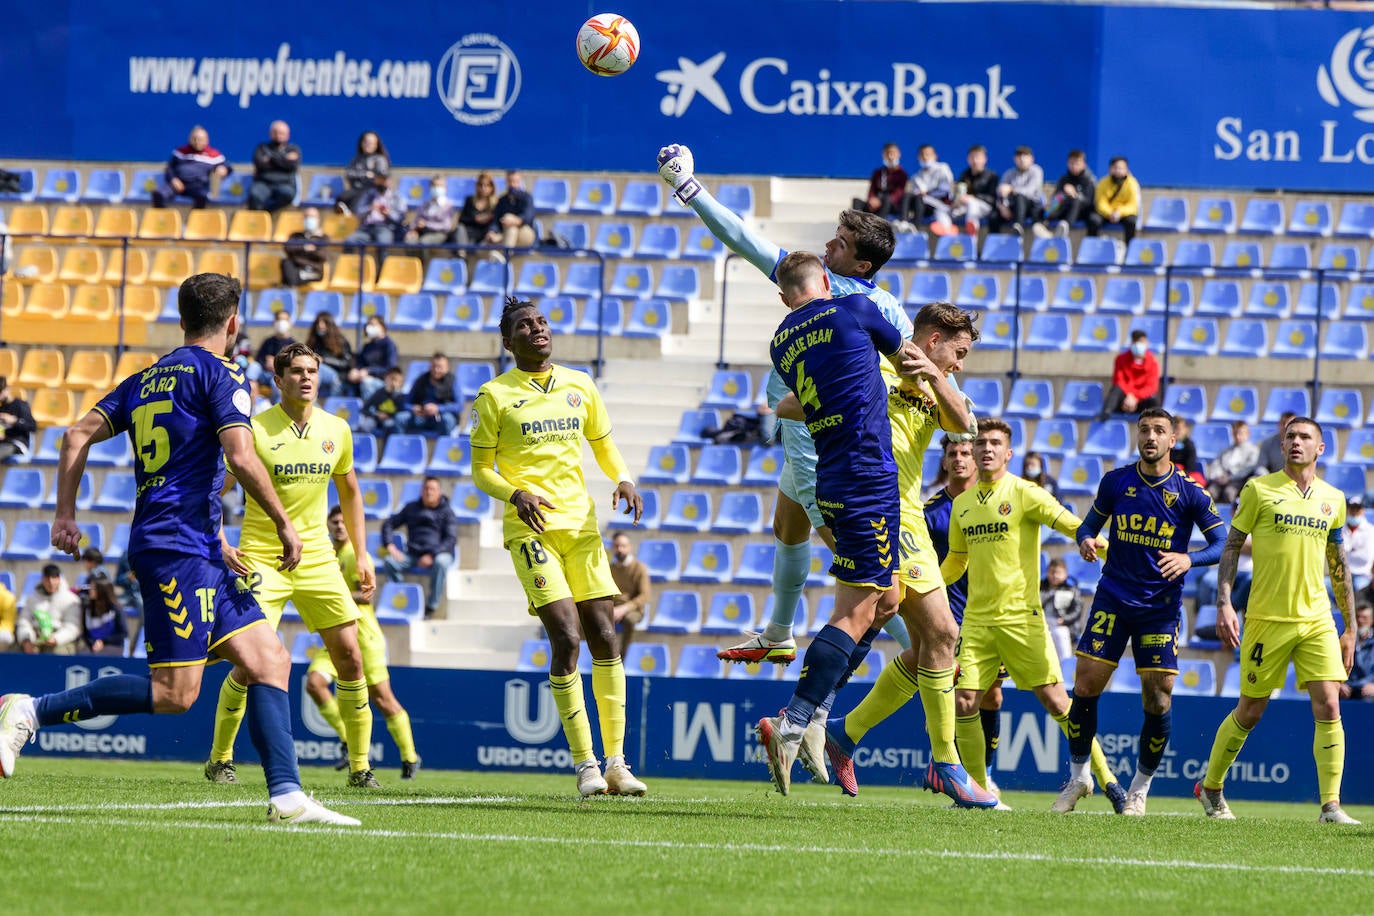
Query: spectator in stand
1339 601 1374 701
0 376 37 463
281 206 330 287
855 142 906 219
304 312 352 400
902 144 956 235
344 174 406 249
399 353 461 437
77 547 127 657
950 144 999 236
1096 330 1160 421
247 120 301 213
485 170 536 250
991 145 1045 236
1255 412 1296 476
1021 451 1060 500
1040 557 1083 662
360 367 407 439
338 130 390 215
1088 156 1141 244
406 176 458 247
608 532 651 657
1170 415 1205 485
151 125 230 209
1343 497 1373 594
1206 420 1259 505
1039 149 1097 239
349 315 399 400
16 564 82 655
249 311 296 388
381 476 459 619
459 172 500 245
0 574 16 649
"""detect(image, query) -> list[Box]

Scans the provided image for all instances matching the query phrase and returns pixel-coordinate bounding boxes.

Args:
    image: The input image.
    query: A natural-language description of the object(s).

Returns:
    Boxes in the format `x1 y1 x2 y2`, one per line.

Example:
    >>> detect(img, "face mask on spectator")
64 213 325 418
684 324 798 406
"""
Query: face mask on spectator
431 185 446 201
303 216 320 232
365 323 383 340
1024 461 1042 477
274 319 291 336
1130 342 1147 359
1360 623 1372 639
884 155 899 168
1351 514 1365 528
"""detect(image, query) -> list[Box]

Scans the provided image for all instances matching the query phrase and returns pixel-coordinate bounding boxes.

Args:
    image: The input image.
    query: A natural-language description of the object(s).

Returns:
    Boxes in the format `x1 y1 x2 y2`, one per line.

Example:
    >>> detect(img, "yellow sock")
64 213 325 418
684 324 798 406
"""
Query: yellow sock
955 713 987 788
591 657 626 759
1054 712 1115 790
334 677 373 772
386 710 419 764
844 654 919 744
1204 712 1253 790
209 675 248 764
316 696 346 741
916 665 958 763
1314 718 1344 805
549 671 594 765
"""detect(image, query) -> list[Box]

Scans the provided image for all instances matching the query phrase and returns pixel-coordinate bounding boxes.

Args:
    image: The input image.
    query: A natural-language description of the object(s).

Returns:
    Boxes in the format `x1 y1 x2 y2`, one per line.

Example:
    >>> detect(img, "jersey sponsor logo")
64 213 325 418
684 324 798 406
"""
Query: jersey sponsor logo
566 392 581 408
964 521 1010 536
1112 513 1178 549
833 554 856 570
321 439 335 455
519 416 582 435
1138 633 1172 647
1272 511 1331 533
806 412 844 434
272 461 333 476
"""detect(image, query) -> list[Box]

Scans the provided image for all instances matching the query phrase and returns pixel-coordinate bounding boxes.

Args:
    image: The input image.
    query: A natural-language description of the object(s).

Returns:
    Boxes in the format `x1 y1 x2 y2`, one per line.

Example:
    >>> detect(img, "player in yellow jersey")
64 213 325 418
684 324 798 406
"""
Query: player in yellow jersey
470 296 647 799
205 343 381 789
1196 417 1360 824
304 505 421 780
940 418 1126 812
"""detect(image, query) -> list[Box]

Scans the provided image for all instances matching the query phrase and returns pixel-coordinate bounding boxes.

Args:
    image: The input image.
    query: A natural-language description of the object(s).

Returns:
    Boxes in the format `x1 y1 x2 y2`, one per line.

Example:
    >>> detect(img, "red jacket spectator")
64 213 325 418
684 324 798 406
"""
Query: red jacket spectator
855 142 906 218
1111 348 1159 401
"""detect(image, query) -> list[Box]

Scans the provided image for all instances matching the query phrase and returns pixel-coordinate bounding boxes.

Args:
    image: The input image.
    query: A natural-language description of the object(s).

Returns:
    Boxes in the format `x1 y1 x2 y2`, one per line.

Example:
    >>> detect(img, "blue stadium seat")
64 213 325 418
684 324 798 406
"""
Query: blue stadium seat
1128 315 1165 344
743 446 785 486
962 378 1004 416
29 427 63 464
327 396 363 429
624 642 671 677
661 490 712 533
1143 196 1188 232
1218 241 1262 274
1267 243 1311 279
844 648 886 685
892 232 929 263
561 261 603 298
105 523 131 563
979 233 1021 264
1050 276 1097 313
680 540 732 584
1191 197 1237 234
1028 237 1071 268
1262 387 1310 423
873 270 903 303
357 479 393 520
1031 418 1077 459
1324 463 1367 500
1196 280 1242 318
1244 281 1289 319
212 174 251 206
1075 237 1123 271
38 168 80 203
1191 422 1233 463
1024 313 1070 351
673 409 719 445
1210 385 1260 424
4 520 51 560
449 483 492 524
636 223 681 259
537 296 578 335
0 167 34 202
394 176 430 208
1295 282 1342 319
682 226 725 261
350 292 389 325
702 370 752 411
468 259 510 296
289 632 324 665
624 298 671 337
1058 455 1104 496
656 266 700 302
299 290 344 326
516 638 552 672
1219 662 1242 697
550 220 589 250
716 184 755 218
376 434 427 474
1163 384 1208 422
374 583 425 624
1288 200 1332 237
618 180 663 217
1004 275 1047 312
73 521 103 554
1344 428 1374 466
454 362 493 402
692 444 744 486
976 312 1017 350
608 264 653 299
571 178 616 215
733 542 776 586
1058 381 1104 420
712 492 765 535
392 293 438 331
250 288 297 326
592 221 634 257
641 445 692 485
576 297 624 336
1170 240 1214 275
1148 279 1193 315
1099 277 1144 314
0 467 42 508
806 595 834 636
1106 658 1142 694
350 434 377 473
675 644 724 679
905 272 950 306
303 174 344 208
1064 554 1102 594
93 472 137 513
1317 244 1360 280
80 440 129 471
1336 201 1374 239
808 546 836 587
955 274 1000 309
1004 378 1054 419
81 168 125 203
123 168 162 204
421 258 468 295
608 487 658 529
532 177 571 214
1323 321 1369 360
1238 198 1284 235
1219 319 1269 358
513 260 559 298
1123 239 1167 274
1316 389 1363 429
1171 317 1220 357
934 234 976 265
638 539 681 581
701 592 756 636
1270 320 1317 360
1080 420 1132 462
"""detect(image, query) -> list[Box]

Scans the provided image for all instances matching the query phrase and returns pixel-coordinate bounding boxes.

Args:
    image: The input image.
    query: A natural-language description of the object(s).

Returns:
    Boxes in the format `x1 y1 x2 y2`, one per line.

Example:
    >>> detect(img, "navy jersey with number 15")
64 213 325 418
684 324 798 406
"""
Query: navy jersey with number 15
92 345 253 559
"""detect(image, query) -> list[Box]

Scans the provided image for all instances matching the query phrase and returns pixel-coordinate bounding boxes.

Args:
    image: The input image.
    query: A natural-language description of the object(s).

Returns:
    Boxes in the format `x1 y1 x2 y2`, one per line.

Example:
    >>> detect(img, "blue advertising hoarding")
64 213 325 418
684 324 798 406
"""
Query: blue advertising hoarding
8 655 1372 804
5 2 1374 190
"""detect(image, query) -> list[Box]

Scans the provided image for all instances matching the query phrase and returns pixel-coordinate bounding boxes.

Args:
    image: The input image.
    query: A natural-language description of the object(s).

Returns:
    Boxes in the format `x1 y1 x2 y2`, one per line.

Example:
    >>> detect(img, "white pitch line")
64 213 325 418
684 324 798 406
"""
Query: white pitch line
1 812 1371 880
0 796 522 814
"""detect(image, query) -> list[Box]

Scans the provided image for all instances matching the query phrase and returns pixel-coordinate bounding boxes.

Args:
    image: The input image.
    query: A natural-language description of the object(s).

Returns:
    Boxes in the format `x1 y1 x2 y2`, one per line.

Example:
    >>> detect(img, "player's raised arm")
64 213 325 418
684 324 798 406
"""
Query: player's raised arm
657 144 782 277
51 410 113 558
221 426 301 571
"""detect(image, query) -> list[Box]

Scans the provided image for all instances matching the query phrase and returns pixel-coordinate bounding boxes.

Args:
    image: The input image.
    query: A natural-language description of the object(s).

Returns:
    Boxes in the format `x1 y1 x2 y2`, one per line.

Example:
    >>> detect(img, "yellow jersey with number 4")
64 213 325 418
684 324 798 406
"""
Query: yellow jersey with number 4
1231 471 1345 623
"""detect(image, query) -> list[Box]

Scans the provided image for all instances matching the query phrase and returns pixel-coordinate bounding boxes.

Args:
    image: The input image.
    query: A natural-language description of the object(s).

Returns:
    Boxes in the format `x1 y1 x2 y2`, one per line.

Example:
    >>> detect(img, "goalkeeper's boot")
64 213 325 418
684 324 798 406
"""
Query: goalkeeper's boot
0 694 37 779
267 796 360 827
718 632 796 665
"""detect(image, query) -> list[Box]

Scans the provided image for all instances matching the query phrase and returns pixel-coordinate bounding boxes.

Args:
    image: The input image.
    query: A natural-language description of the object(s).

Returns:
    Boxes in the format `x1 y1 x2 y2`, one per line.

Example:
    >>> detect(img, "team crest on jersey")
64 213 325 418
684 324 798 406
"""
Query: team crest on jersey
1091 639 1104 653
1162 489 1178 508
1125 486 1137 498
321 439 335 455
907 565 921 580
998 501 1011 516
1247 672 1257 683
533 575 547 588
566 392 582 408
1321 501 1333 516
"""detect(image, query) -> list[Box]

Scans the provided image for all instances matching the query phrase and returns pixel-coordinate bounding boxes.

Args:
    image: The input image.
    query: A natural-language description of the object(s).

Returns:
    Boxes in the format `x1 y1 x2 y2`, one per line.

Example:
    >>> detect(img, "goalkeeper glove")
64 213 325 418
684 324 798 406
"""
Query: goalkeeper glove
656 143 702 206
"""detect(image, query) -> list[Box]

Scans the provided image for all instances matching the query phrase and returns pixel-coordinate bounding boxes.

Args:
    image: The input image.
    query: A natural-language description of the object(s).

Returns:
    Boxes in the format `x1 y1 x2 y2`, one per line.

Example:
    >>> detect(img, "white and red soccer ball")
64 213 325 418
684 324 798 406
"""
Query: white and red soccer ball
577 13 640 77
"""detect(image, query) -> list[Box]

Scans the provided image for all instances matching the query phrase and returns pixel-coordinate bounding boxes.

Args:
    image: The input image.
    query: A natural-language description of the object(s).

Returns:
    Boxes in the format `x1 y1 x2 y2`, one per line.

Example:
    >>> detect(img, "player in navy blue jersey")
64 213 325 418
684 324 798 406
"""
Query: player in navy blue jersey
0 273 358 826
1056 407 1225 815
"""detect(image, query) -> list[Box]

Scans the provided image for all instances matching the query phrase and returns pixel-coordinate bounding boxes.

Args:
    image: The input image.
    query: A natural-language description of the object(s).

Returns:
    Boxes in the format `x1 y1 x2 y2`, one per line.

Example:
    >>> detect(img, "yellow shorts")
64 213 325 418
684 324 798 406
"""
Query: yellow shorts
957 618 1063 693
1239 616 1346 697
897 509 943 596
506 528 618 614
238 555 359 634
305 604 391 686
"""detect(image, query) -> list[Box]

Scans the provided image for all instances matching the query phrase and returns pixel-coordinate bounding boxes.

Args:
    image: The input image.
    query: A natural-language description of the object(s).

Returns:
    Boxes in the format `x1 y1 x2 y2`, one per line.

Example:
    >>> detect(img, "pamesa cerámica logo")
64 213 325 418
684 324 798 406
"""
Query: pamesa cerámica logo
436 34 521 125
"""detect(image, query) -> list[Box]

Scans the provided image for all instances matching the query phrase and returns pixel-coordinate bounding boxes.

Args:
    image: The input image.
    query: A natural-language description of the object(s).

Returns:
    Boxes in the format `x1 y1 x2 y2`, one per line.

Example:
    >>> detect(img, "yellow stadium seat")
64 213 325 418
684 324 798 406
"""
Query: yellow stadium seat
51 206 95 238
1 283 22 317
228 210 272 243
273 210 304 242
138 208 182 241
70 285 116 321
114 349 158 382
57 248 104 285
322 213 356 239
30 388 76 426
93 207 137 243
374 256 423 295
13 246 58 284
247 251 282 287
22 284 70 319
7 205 48 236
328 254 376 293
183 209 228 241
120 286 160 323
101 248 149 286
148 249 193 287
15 347 65 389
196 249 242 279
300 260 330 291
77 388 104 417
65 350 114 390
0 348 17 380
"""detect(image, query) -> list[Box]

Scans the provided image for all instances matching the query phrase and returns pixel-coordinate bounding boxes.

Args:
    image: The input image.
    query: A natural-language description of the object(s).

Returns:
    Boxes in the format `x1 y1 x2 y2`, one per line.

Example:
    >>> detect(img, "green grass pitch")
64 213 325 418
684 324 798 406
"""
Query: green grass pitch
3 758 1370 915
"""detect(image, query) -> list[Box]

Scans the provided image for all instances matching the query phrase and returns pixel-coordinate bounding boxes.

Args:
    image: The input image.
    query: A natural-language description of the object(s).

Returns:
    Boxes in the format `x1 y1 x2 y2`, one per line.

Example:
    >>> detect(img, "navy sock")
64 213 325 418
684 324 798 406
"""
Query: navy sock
1067 693 1099 762
246 684 302 797
784 625 857 730
980 707 1001 772
833 626 879 692
35 675 153 727
1138 710 1172 776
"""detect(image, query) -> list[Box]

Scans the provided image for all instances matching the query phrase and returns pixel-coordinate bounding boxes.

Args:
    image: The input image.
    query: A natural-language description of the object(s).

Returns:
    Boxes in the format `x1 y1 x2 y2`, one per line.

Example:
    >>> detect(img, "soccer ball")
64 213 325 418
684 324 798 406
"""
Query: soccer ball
576 13 640 76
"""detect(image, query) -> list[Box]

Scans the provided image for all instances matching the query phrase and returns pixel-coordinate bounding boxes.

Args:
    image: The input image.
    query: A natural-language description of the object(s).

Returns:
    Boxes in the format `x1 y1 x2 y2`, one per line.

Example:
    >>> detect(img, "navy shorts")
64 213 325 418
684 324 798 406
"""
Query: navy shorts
133 550 267 668
1075 595 1182 674
816 474 899 588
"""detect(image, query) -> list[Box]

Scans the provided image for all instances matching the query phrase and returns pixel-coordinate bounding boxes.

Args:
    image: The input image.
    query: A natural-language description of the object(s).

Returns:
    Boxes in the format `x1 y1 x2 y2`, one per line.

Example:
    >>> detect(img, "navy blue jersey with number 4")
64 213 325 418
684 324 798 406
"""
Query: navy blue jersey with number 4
769 292 902 481
93 345 252 559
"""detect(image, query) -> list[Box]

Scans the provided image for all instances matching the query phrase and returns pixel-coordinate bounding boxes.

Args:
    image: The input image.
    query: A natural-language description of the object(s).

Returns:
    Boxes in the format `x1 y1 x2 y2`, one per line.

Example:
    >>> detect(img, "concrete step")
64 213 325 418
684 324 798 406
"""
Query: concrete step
414 617 535 652
406 647 512 670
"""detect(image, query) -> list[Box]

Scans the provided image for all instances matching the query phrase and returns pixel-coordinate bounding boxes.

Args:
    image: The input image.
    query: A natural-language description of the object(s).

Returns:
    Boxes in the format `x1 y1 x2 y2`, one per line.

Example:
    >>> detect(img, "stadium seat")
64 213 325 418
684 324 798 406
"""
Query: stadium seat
1074 237 1122 271
1191 197 1237 234
182 208 228 241
701 592 757 636
1346 283 1374 321
1058 455 1104 496
1325 463 1367 500
513 638 553 672
733 542 776 586
1050 276 1097 313
559 261 603 298
389 292 438 332
624 642 671 677
4 520 51 561
712 491 765 535
93 472 137 513
1218 319 1269 358
1323 321 1369 360
642 444 692 484
634 539 679 583
1191 422 1233 463
326 397 363 428
531 177 571 214
346 434 376 474
874 270 903 303
743 446 785 486
302 174 344 208
447 483 491 525
418 258 467 296
1148 279 1193 315
609 264 653 299
1344 428 1374 466
106 523 131 562
636 223 680 259
1295 283 1342 321
1143 196 1188 233
1080 420 1132 462
978 233 1021 264
976 312 1017 350
892 232 929 264
656 266 700 302
1243 282 1289 319
1267 243 1311 279
419 435 469 478
22 284 70 318
682 225 725 261
1024 313 1070 351
13 245 58 283
1170 240 1214 275
726 659 779 681
962 378 1004 416
661 490 712 533
435 293 484 333
1288 200 1332 237
1004 378 1054 419
0 168 34 202
1238 198 1284 235
0 467 43 508
121 168 162 204
1099 277 1144 314
1336 201 1374 239
716 184 755 218
673 409 720 445
1210 385 1260 424
70 285 115 321
575 297 624 336
1171 317 1220 357
1315 389 1362 430
1163 384 1209 422
1270 320 1317 360
1316 244 1360 281
1195 280 1242 318
468 259 510 296
692 444 744 486
1030 418 1077 458
65 350 114 390
1004 275 1047 312
513 260 559 298
618 180 663 217
81 168 125 203
680 540 732 584
592 222 634 258
702 370 752 411
550 220 589 250
906 272 950 307
454 362 493 402
1217 240 1261 275
1028 237 1071 268
1219 661 1243 697
357 479 393 520
675 644 724 679
375 434 427 475
1262 387 1310 423
1058 381 1104 420
955 274 999 309
538 296 578 335
934 234 976 265
624 298 671 337
807 546 836 587
211 173 251 206
50 205 94 238
29 389 76 428
29 427 63 464
1123 239 1166 274
373 583 424 624
374 256 422 296
571 178 616 215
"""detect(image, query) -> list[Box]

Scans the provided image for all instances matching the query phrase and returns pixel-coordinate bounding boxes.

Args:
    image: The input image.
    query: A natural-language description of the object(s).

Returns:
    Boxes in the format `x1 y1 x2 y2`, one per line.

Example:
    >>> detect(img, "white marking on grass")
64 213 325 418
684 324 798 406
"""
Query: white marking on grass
1 812 1371 880
0 796 521 814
